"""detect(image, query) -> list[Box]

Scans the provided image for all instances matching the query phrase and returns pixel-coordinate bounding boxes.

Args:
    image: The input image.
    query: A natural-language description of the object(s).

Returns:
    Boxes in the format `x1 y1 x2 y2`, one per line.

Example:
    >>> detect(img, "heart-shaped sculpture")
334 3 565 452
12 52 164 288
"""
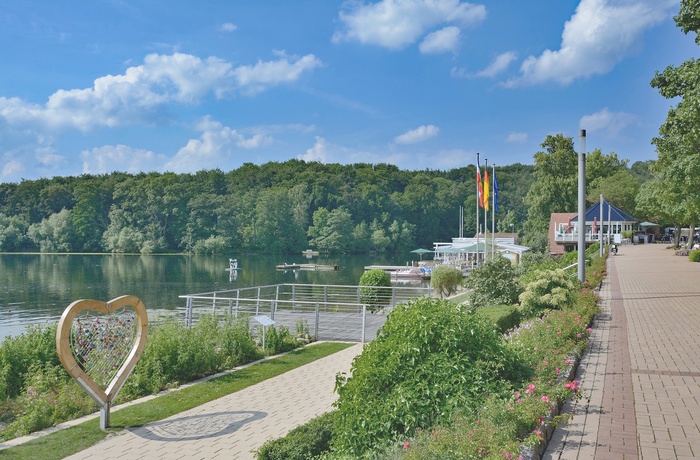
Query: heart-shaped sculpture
56 295 148 428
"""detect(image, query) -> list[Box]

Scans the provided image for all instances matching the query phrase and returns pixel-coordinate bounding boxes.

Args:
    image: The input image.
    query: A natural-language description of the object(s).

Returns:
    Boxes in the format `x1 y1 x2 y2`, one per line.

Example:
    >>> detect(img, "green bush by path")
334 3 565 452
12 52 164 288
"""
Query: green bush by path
690 250 700 262
463 255 521 308
359 269 392 312
256 410 336 460
519 269 577 318
330 297 531 457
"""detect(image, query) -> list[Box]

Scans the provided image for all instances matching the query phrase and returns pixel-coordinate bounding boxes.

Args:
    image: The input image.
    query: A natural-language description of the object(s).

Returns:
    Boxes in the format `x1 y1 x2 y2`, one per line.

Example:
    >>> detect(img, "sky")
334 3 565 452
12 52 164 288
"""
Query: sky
0 0 697 182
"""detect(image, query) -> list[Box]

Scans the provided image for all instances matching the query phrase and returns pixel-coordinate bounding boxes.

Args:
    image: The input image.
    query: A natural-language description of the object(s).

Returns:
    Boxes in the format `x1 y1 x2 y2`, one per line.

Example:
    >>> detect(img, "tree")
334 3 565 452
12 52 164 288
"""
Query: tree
648 0 700 243
308 207 354 253
27 209 74 252
587 170 640 214
430 265 463 298
358 269 392 312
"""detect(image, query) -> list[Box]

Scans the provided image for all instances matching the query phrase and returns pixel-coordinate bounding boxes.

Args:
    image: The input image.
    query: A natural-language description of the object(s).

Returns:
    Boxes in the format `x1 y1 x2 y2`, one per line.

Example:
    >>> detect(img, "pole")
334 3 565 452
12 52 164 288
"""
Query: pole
484 158 489 261
476 153 480 265
600 194 604 257
492 164 496 258
577 130 587 283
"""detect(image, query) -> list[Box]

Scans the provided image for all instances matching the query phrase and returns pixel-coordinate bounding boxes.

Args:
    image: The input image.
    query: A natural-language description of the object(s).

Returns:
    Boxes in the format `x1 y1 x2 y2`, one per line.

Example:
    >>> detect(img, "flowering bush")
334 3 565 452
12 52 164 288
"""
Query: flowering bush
519 269 578 317
463 255 522 308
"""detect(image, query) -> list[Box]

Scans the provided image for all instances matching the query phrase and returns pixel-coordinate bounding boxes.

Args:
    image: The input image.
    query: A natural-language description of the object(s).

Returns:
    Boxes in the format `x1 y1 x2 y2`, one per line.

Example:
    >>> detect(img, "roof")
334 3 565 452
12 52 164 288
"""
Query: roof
570 201 637 223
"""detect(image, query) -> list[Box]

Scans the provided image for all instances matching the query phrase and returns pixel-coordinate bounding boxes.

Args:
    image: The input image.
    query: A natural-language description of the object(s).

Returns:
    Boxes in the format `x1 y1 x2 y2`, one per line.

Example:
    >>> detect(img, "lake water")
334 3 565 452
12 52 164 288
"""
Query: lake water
0 252 419 341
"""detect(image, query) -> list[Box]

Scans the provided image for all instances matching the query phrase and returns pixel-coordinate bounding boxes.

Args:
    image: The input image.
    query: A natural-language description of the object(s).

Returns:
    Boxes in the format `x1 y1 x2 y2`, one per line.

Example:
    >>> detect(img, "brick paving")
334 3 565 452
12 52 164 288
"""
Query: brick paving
545 243 700 460
63 343 362 460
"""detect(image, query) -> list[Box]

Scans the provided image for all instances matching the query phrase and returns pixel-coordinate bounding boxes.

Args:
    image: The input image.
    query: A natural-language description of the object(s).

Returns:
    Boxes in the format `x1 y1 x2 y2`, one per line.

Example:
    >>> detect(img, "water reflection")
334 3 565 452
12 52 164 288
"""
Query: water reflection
0 253 415 340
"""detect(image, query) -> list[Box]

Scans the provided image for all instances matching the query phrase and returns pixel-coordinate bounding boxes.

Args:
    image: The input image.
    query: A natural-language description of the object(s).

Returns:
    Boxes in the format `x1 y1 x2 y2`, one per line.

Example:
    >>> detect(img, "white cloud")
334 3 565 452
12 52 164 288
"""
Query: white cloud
419 26 461 54
81 145 167 175
1 160 24 180
504 131 528 143
580 108 636 136
394 125 439 144
333 0 486 49
298 136 329 163
0 52 322 131
506 0 676 87
219 23 237 32
232 51 323 95
475 51 517 78
165 117 272 172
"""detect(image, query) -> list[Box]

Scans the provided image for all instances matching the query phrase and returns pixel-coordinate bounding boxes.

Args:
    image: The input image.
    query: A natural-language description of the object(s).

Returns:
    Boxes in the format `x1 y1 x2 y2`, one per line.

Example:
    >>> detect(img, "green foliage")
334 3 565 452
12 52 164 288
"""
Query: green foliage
519 269 578 318
463 256 521 308
331 297 528 457
689 250 700 262
0 324 59 401
121 315 262 399
192 235 230 254
256 411 336 460
430 265 463 299
478 305 522 334
261 325 298 356
358 269 392 312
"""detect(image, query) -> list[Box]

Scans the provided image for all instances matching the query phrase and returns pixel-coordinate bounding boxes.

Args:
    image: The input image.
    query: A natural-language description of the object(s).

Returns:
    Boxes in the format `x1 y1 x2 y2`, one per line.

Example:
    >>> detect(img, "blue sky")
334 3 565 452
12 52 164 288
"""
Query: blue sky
0 0 695 182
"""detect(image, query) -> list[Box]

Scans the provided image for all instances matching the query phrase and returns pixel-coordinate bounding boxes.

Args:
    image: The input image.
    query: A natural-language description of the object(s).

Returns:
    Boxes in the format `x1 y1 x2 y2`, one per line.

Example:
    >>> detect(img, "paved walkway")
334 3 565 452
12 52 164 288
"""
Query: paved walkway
545 243 700 460
65 343 362 460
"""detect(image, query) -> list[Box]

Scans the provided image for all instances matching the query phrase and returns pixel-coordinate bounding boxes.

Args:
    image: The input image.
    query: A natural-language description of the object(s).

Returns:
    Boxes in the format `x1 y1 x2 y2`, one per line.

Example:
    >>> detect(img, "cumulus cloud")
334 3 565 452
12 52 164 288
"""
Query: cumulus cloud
475 51 518 78
333 0 486 49
505 131 528 143
81 145 167 175
580 108 636 136
394 125 439 144
165 117 272 172
232 51 323 95
506 0 676 87
0 51 322 131
419 26 461 54
298 136 329 163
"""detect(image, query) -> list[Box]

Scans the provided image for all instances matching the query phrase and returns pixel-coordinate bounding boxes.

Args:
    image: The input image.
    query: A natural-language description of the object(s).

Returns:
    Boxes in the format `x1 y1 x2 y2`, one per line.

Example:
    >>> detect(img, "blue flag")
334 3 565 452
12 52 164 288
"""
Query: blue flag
493 167 499 212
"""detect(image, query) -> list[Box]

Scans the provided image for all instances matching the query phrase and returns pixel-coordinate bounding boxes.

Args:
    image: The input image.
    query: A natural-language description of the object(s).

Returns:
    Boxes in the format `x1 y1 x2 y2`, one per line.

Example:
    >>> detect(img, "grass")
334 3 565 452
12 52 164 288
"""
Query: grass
0 342 354 460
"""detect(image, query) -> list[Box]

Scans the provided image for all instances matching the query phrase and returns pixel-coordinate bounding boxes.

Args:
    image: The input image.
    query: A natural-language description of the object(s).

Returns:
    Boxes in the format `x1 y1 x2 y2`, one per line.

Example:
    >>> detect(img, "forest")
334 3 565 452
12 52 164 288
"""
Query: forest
0 134 655 255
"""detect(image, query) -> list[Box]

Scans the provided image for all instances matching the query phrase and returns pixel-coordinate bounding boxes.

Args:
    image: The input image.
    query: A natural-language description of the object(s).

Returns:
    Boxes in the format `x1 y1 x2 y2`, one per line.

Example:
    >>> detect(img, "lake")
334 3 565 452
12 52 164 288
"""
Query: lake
0 252 421 341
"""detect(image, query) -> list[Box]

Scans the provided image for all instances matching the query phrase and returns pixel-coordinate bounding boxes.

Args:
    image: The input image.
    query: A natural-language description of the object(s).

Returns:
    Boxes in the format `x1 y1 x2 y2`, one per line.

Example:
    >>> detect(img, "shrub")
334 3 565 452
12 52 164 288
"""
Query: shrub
519 269 577 318
261 325 298 356
463 256 521 308
690 250 700 262
430 265 463 298
479 305 522 334
256 411 336 460
331 297 529 457
358 269 392 312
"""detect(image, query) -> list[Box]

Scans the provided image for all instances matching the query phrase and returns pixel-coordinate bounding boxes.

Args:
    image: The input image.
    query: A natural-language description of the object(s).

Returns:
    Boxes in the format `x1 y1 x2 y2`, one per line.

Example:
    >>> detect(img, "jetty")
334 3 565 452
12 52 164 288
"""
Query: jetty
276 263 338 271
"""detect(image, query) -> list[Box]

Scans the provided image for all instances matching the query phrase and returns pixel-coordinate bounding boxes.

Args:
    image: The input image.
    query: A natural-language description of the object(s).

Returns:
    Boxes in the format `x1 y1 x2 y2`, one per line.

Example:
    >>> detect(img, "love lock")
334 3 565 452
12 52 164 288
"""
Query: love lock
56 295 148 430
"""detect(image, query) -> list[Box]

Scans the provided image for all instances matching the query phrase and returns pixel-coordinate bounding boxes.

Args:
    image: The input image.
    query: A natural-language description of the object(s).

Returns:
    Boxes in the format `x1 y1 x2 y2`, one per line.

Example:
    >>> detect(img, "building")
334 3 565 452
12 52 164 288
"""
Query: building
550 200 637 255
434 232 530 266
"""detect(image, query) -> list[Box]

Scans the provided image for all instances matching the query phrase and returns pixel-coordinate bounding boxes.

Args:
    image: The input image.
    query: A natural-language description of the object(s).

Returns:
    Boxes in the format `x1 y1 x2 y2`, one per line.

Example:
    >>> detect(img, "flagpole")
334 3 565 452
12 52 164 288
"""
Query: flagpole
484 158 488 262
492 164 496 258
476 153 480 267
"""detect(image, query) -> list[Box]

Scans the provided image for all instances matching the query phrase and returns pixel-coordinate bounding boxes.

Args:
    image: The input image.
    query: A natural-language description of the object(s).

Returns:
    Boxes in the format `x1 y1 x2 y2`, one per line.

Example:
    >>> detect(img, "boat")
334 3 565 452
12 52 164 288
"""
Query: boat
298 264 338 271
301 249 320 256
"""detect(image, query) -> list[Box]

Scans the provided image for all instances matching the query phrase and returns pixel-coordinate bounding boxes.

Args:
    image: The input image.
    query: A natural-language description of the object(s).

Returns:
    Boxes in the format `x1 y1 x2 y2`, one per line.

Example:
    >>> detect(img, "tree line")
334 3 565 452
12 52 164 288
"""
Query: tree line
0 150 657 255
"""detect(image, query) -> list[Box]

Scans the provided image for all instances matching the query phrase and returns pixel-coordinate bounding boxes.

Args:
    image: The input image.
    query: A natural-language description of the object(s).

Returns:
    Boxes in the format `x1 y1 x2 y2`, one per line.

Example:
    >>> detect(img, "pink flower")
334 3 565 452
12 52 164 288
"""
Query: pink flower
533 429 543 440
564 380 580 393
404 441 410 449
541 395 550 403
525 383 536 395
504 452 512 459
564 359 572 365
514 391 521 399
586 328 592 333
542 361 548 367
556 331 562 336
577 333 582 338
555 367 561 374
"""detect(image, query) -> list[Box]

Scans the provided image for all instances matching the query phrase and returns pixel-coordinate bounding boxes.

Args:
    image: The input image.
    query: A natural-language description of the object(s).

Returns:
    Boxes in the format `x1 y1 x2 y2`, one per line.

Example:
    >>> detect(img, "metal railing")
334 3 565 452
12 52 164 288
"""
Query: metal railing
179 283 432 343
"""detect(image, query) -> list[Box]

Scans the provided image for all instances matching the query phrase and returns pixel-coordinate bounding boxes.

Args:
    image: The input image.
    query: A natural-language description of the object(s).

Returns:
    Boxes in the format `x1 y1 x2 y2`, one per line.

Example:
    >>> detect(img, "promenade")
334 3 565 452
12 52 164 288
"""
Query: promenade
65 343 362 460
545 243 700 459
